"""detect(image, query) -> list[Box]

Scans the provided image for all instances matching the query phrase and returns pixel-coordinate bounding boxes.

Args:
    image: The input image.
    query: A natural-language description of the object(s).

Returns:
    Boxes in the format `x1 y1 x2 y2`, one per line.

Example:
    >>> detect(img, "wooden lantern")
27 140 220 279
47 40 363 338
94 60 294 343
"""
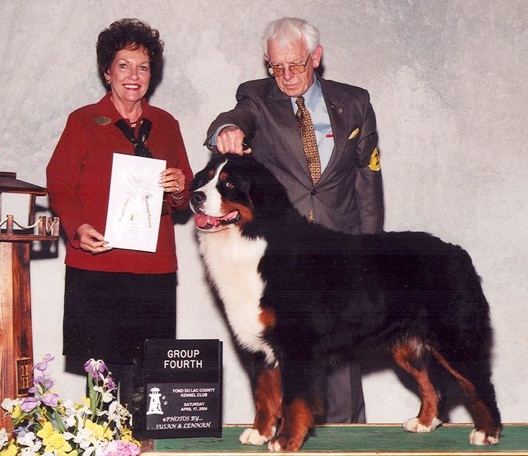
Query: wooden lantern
0 172 59 430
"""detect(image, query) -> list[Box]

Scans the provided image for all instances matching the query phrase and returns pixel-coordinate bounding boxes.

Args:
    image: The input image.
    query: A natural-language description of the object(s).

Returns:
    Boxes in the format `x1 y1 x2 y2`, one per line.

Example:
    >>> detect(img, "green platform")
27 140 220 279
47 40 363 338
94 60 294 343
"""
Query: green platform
144 424 528 455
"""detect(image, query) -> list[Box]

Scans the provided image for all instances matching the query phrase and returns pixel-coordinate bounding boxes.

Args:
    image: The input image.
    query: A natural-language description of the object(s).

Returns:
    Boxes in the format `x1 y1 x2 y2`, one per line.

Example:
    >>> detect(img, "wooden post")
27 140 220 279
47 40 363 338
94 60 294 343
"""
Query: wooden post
0 172 59 431
0 242 33 430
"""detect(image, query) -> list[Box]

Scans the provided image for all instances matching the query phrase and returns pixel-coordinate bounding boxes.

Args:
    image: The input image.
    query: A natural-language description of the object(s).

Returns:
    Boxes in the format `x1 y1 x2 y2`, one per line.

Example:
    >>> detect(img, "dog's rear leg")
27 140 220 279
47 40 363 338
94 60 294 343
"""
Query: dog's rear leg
430 348 501 445
239 365 282 446
392 339 442 432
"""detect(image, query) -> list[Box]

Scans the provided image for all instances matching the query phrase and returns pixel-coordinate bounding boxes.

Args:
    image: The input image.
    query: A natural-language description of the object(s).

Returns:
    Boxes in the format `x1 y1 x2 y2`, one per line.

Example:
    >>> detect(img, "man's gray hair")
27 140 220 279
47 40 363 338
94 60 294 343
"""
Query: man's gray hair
262 17 320 55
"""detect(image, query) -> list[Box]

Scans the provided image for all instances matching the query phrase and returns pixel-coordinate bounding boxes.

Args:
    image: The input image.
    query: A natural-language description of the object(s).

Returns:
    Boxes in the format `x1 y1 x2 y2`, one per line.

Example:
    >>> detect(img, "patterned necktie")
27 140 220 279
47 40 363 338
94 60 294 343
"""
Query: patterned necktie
296 96 321 184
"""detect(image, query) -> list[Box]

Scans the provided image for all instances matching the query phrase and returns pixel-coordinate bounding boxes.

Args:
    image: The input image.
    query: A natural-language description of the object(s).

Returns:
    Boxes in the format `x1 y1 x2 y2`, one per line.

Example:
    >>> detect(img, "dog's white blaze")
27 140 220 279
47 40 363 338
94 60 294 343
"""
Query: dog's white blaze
196 166 224 216
198 215 276 365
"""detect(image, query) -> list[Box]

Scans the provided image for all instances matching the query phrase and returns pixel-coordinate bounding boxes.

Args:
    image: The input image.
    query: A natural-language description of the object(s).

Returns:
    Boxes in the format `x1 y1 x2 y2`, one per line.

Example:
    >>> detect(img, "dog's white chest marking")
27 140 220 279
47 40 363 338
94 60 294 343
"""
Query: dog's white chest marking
198 229 275 364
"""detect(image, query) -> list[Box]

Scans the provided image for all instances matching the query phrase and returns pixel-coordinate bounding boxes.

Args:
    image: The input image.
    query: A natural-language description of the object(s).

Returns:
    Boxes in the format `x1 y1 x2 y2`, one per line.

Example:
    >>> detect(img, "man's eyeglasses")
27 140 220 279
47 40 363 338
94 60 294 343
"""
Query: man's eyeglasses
267 54 312 77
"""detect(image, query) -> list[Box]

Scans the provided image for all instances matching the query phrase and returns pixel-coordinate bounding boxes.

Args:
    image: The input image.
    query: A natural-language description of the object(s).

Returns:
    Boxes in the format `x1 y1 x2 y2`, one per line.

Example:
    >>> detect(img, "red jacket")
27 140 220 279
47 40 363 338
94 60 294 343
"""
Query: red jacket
46 93 193 273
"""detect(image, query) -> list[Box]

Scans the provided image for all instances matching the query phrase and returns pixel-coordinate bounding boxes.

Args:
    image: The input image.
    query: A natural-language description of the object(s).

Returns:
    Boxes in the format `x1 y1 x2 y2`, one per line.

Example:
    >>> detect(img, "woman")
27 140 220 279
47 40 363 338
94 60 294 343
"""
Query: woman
46 19 193 427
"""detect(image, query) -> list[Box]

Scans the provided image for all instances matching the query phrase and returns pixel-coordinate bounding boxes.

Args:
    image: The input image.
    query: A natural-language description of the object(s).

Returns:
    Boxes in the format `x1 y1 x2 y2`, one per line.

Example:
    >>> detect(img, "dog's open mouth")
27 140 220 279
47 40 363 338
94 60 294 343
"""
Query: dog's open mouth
194 211 240 231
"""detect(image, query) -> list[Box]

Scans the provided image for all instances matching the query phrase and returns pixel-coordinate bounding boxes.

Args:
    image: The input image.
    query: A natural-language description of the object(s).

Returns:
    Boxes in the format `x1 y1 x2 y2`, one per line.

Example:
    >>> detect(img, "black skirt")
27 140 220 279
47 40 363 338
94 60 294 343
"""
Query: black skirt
63 266 176 363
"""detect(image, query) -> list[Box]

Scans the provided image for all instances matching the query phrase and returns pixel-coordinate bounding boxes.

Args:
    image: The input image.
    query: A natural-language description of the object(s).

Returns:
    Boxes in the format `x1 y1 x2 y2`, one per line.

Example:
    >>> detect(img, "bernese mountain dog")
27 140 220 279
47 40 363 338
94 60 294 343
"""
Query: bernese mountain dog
190 153 501 452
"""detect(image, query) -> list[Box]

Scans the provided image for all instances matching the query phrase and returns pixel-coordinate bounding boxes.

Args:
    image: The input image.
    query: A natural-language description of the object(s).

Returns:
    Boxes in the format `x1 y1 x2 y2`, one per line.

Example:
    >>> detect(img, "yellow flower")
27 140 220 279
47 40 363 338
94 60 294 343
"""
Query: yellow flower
120 427 140 446
36 421 54 439
10 406 22 420
120 428 132 441
0 442 18 456
85 419 113 440
37 422 73 455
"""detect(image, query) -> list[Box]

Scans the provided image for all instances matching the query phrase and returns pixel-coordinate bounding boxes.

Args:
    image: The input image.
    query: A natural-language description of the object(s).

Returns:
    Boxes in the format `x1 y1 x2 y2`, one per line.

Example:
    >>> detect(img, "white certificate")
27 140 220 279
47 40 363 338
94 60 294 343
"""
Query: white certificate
104 153 166 252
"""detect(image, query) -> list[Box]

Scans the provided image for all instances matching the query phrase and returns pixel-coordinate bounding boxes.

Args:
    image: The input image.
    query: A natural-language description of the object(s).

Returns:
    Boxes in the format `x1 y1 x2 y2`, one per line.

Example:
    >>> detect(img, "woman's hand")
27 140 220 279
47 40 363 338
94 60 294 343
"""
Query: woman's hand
77 223 112 254
159 168 186 194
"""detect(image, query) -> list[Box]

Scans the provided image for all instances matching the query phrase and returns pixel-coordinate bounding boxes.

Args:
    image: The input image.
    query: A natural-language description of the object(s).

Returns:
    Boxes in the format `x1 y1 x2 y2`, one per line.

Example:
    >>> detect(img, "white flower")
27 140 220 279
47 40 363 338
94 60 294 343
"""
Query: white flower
78 397 93 416
17 431 42 451
99 440 119 455
81 439 106 456
0 428 9 447
61 399 79 427
1 397 21 412
63 431 76 441
70 426 106 451
106 400 132 431
20 446 40 456
83 447 96 456
94 385 114 403
94 440 113 456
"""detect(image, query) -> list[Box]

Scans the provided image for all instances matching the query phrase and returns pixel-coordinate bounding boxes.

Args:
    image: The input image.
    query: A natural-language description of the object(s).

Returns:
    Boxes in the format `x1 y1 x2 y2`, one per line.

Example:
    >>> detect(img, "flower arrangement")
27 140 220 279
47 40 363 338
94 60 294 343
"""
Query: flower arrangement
0 355 141 456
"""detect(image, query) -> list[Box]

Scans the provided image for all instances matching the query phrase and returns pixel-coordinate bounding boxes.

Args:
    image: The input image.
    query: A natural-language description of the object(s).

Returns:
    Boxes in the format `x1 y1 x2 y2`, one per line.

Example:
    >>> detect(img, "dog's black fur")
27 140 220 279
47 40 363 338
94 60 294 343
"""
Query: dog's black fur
190 154 501 451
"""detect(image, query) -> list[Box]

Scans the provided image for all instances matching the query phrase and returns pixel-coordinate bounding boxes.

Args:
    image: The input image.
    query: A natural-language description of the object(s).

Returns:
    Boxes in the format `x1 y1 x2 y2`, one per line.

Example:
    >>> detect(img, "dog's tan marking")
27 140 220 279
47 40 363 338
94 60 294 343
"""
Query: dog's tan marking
269 398 313 452
259 308 276 329
255 367 282 436
221 201 254 226
392 339 440 430
240 366 282 446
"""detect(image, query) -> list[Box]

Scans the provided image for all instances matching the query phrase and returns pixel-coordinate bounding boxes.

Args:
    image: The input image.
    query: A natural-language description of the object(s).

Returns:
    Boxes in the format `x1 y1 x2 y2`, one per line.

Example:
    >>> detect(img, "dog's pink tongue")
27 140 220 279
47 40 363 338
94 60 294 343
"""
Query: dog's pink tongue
195 213 219 228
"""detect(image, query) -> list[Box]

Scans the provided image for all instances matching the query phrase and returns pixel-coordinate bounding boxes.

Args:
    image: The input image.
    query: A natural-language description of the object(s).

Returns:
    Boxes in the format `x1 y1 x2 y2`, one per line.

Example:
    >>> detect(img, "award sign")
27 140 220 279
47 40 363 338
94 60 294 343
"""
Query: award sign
104 153 166 252
143 339 222 438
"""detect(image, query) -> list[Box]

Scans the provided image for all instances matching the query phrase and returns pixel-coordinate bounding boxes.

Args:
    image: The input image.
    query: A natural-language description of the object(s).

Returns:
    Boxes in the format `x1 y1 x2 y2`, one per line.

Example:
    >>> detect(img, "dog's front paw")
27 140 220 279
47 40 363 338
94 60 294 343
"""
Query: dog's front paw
403 417 442 433
469 429 500 445
268 434 305 452
239 427 272 446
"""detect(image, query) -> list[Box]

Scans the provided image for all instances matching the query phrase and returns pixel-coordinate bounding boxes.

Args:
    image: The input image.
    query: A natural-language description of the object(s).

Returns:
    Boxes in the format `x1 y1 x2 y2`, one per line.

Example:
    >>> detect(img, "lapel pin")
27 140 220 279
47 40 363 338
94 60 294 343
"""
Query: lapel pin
93 116 112 126
348 128 360 140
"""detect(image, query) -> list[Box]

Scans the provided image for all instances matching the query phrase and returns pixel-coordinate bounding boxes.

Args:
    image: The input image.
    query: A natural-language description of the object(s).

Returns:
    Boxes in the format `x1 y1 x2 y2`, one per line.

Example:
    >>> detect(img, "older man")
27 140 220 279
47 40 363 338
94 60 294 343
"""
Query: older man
205 17 384 423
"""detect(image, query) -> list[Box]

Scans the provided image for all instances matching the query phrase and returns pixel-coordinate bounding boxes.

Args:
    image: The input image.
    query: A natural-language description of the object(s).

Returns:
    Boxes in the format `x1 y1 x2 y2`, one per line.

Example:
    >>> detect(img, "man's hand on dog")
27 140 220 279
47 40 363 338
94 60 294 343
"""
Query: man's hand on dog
216 126 252 155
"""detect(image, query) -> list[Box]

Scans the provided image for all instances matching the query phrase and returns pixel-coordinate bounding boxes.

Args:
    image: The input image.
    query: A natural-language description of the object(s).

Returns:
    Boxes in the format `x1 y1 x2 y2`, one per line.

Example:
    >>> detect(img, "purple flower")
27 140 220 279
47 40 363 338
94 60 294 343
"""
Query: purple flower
34 354 55 372
104 375 117 392
12 423 33 436
40 391 59 407
28 376 54 399
20 397 40 412
84 359 108 381
33 375 53 390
